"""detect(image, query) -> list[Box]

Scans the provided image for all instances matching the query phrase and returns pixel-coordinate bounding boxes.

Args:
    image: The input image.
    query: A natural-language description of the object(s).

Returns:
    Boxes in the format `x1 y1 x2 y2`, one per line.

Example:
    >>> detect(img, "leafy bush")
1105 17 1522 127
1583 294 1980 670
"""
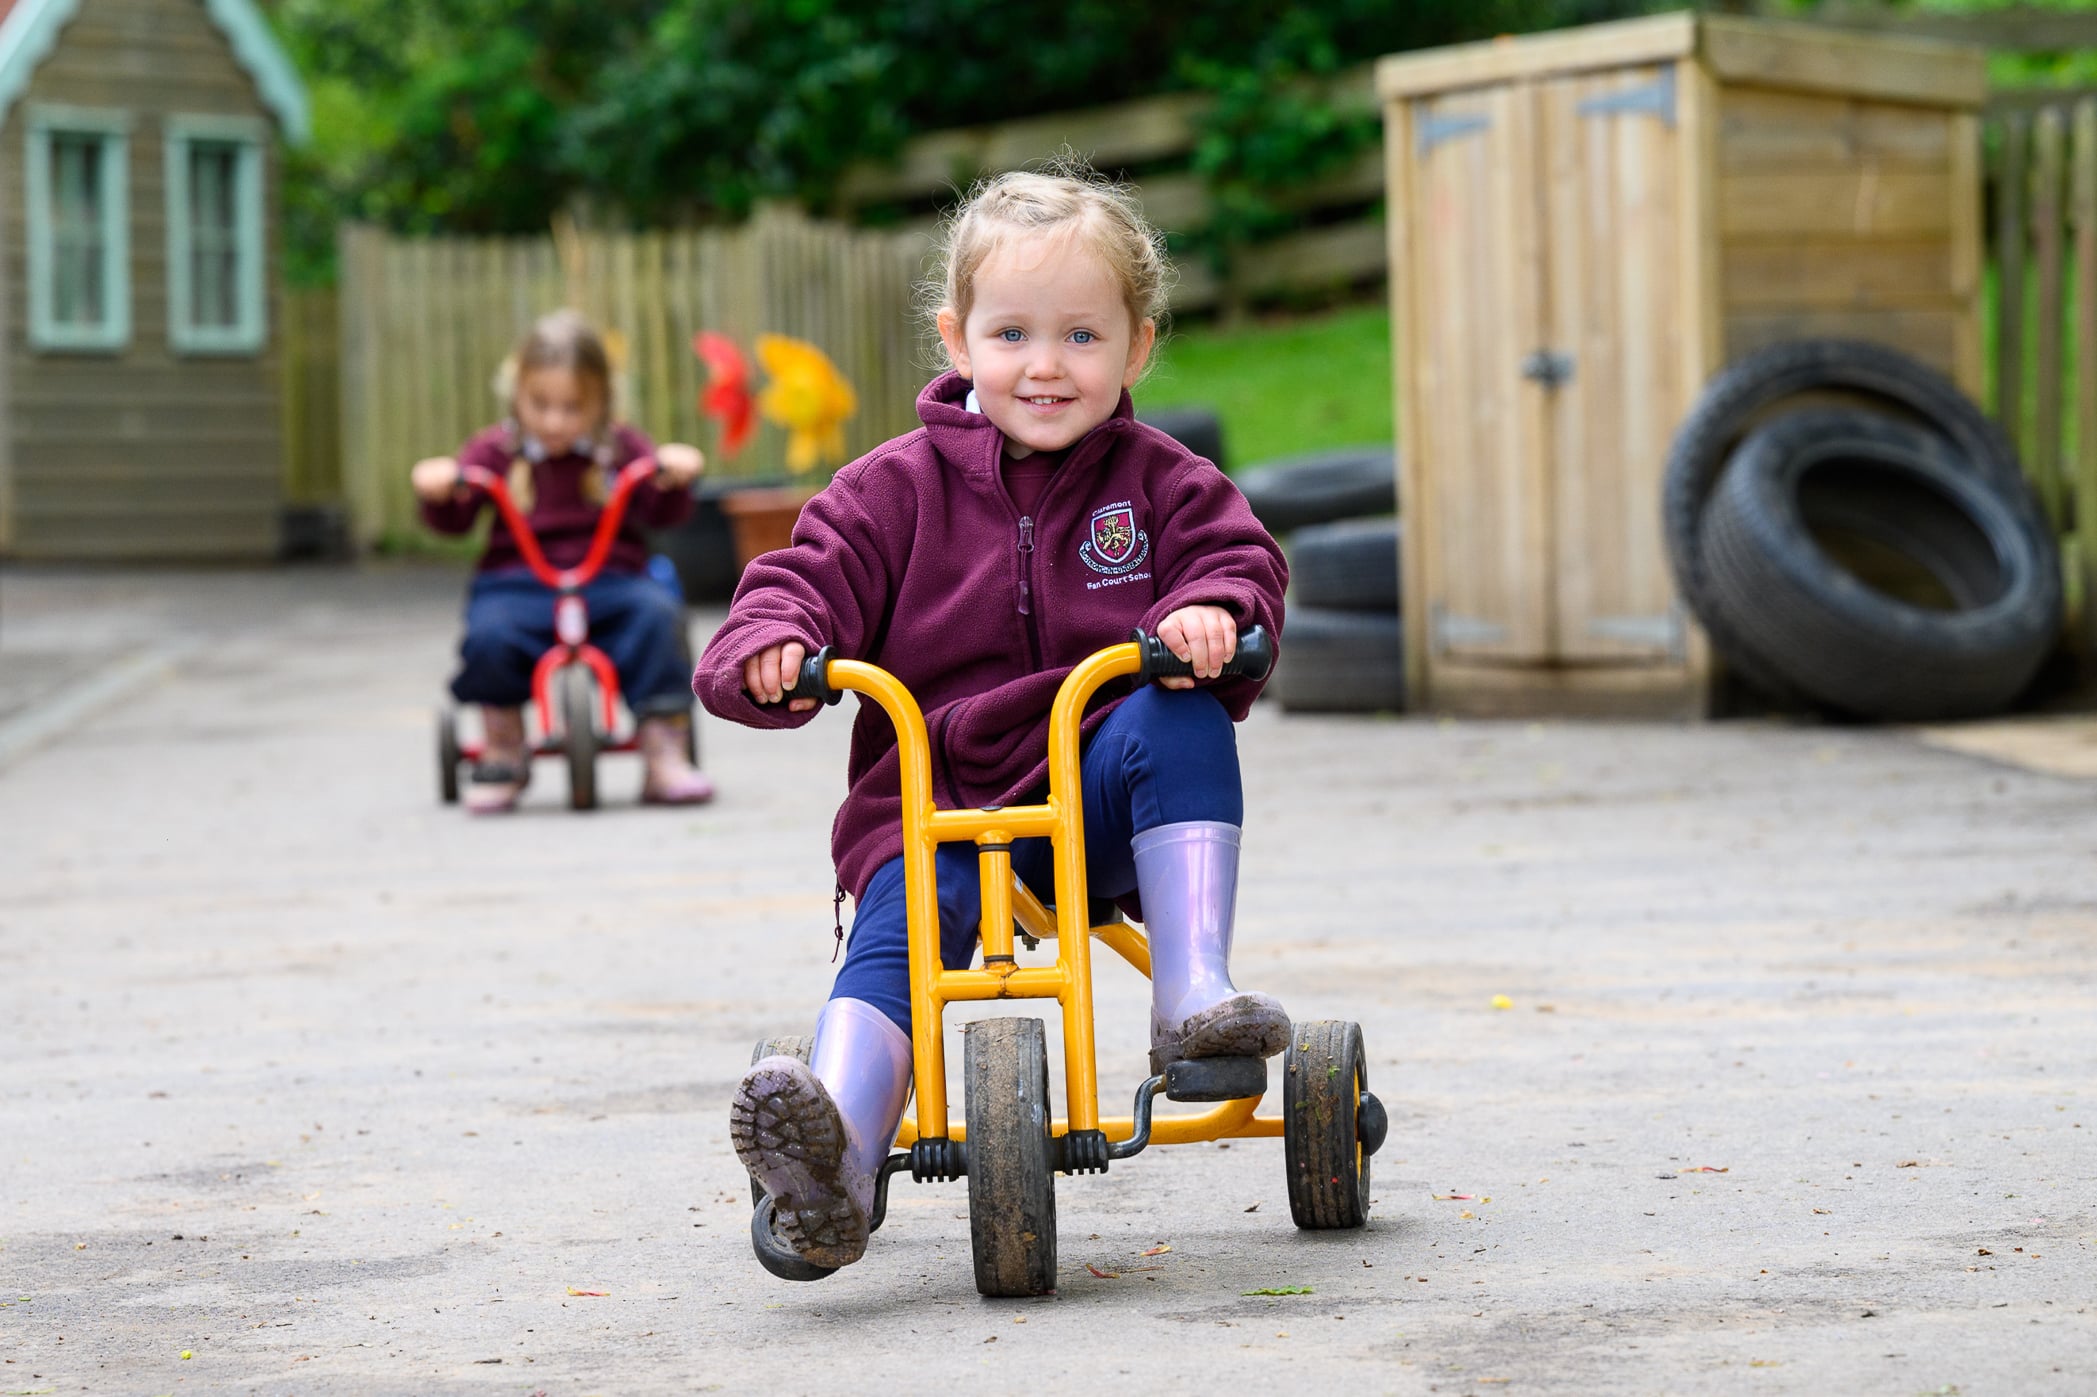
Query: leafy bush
274 0 1664 282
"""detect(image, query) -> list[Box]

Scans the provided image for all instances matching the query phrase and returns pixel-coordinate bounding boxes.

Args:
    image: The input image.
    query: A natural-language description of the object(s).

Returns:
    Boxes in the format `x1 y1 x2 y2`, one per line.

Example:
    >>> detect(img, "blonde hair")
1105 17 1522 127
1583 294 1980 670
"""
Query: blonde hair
493 309 619 441
928 157 1172 369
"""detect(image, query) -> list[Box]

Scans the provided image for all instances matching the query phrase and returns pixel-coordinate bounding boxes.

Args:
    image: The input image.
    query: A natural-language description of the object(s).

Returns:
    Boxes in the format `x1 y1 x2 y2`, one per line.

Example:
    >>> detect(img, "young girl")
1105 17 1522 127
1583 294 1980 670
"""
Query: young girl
695 166 1289 1270
413 309 716 813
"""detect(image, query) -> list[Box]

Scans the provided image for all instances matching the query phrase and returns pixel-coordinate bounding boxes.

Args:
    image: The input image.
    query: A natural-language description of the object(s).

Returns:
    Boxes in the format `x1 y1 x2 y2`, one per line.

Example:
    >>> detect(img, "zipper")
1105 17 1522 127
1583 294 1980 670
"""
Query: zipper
1016 514 1042 670
1016 516 1035 615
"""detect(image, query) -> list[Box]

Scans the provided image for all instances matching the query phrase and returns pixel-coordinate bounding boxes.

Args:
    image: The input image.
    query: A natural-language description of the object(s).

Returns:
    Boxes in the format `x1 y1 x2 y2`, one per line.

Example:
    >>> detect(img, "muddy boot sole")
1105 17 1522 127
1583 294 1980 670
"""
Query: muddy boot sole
1151 993 1291 1074
729 1057 870 1268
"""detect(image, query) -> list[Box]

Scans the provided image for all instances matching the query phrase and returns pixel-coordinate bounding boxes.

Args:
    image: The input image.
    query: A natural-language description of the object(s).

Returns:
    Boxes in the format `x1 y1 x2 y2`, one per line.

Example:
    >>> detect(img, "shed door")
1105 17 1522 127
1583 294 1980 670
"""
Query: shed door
1407 85 1552 663
1536 63 1689 663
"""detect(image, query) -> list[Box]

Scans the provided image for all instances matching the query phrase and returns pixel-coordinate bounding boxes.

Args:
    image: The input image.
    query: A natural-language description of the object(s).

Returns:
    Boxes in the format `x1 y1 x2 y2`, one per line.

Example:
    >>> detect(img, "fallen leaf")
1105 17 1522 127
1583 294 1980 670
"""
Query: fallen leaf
1086 1263 1119 1279
1490 995 1514 1010
1680 1166 1729 1174
565 1288 609 1297
1813 1208 1831 1215
1141 1244 1172 1257
1460 1210 1476 1219
1243 1286 1314 1296
1244 1202 1261 1213
1976 1248 1992 1256
1434 1193 1476 1201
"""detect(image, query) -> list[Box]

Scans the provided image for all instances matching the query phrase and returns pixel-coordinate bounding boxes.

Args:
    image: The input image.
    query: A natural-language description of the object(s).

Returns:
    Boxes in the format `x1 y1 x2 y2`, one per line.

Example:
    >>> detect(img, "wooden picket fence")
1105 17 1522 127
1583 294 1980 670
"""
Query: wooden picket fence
334 205 935 548
1990 96 2097 651
279 286 341 507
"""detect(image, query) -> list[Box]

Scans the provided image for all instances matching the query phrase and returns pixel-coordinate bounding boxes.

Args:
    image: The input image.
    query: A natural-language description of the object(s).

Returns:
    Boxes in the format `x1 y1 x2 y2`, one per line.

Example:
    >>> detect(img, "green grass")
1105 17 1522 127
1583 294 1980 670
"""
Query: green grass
1138 303 1393 470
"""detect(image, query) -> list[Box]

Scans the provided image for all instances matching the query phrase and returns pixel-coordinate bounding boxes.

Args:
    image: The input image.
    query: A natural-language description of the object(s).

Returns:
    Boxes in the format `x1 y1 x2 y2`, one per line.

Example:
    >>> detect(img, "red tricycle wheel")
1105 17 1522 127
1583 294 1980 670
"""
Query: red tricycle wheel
559 665 599 811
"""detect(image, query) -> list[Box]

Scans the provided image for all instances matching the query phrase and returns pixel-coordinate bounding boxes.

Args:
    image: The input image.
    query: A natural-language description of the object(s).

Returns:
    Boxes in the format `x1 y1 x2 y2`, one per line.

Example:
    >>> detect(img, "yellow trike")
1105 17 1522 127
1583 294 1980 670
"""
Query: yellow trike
748 625 1387 1297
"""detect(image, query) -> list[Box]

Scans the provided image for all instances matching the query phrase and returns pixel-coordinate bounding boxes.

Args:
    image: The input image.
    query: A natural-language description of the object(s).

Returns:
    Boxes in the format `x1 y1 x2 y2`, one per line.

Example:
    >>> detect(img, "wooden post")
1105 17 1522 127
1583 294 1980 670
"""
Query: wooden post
2033 106 2066 530
1996 110 2030 451
2074 99 2097 654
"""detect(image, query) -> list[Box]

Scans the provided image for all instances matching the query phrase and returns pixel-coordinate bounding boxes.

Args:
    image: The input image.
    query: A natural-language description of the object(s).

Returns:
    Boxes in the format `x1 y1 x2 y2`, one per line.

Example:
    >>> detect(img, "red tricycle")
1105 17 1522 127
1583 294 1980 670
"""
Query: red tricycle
435 456 695 811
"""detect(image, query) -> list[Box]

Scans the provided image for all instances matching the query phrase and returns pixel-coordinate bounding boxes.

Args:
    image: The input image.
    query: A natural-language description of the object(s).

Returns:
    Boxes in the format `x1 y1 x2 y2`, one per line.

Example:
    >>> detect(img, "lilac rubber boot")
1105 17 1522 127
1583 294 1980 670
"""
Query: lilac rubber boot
730 997 911 1268
1133 820 1291 1074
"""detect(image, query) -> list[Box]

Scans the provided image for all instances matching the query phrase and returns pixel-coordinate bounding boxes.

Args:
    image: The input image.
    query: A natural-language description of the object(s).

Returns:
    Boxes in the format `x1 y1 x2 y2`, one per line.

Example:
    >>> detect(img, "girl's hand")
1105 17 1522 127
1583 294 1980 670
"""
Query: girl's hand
411 455 463 503
1155 605 1237 689
655 443 706 489
744 640 817 711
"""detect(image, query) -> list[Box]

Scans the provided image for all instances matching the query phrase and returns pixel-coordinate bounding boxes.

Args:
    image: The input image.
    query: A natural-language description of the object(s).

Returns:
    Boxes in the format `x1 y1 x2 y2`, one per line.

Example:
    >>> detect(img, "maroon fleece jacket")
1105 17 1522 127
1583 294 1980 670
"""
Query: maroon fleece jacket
419 423 692 575
694 371 1288 900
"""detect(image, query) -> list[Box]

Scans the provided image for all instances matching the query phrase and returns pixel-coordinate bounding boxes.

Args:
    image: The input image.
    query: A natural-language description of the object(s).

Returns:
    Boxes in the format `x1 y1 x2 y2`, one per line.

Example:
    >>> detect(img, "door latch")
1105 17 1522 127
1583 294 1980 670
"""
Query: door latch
1520 349 1574 389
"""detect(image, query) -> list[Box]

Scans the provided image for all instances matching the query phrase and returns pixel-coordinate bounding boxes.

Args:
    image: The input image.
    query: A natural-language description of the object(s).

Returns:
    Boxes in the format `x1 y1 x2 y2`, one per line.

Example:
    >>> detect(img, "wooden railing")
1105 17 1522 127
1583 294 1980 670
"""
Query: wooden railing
831 67 1385 317
1990 96 2097 652
333 206 933 549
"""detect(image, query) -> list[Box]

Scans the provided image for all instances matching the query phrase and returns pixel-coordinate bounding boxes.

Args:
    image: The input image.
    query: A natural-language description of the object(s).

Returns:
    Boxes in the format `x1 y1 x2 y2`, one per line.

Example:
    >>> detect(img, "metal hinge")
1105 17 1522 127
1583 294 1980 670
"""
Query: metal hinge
1520 349 1575 389
1432 605 1511 653
1586 609 1687 659
1577 66 1676 127
1416 106 1490 153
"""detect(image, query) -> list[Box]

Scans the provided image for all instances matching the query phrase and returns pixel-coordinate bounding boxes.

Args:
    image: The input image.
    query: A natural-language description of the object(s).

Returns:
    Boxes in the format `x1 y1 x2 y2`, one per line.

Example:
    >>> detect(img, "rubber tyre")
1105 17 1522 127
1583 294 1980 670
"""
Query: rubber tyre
1290 516 1401 612
559 666 599 811
1700 408 2061 721
747 1035 814 1208
1663 339 2024 698
1283 1020 1371 1230
1273 606 1406 714
1237 447 1398 535
437 709 461 805
1137 405 1228 470
964 1017 1057 1297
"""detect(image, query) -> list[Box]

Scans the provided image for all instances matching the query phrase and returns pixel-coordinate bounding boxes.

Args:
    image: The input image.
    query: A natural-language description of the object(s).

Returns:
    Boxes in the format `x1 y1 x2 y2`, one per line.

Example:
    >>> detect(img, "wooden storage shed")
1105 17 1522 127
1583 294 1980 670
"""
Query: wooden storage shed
1378 12 1986 716
0 0 308 559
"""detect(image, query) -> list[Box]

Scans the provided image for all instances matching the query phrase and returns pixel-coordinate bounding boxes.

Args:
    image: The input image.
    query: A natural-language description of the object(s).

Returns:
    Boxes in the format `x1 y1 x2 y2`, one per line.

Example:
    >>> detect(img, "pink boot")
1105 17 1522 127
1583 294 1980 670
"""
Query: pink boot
465 706 530 814
731 997 912 1268
638 714 715 805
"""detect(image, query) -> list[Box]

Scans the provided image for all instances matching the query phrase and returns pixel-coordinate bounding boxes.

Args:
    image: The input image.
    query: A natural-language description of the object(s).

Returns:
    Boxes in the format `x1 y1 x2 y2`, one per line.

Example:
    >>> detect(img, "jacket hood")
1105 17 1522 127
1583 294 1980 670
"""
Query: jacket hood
916 370 1138 487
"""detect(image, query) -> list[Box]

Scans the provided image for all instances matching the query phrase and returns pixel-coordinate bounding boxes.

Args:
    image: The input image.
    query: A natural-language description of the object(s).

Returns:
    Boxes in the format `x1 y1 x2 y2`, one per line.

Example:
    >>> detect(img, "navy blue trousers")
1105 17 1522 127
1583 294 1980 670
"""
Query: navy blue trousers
830 684 1244 1033
450 568 693 714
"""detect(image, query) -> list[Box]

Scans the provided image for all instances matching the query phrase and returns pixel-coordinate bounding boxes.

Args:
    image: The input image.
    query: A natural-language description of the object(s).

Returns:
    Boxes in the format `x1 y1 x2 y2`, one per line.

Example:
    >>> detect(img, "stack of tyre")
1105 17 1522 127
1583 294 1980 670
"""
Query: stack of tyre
1139 407 1405 714
1240 447 1405 714
1665 339 2063 722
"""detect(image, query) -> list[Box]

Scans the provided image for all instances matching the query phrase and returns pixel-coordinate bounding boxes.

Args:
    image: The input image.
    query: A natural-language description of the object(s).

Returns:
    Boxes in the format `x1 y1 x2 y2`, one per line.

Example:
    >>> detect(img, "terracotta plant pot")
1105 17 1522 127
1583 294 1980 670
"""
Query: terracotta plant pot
719 485 818 570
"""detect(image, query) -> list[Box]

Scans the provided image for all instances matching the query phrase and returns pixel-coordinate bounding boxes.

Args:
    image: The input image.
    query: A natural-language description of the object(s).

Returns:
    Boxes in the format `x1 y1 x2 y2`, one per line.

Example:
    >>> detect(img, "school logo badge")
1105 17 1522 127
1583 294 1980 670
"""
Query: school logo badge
1080 501 1149 576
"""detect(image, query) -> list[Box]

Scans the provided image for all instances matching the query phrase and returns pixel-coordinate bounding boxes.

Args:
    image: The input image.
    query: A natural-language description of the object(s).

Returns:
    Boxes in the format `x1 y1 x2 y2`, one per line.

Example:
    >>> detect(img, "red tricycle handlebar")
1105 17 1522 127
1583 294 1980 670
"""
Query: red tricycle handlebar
458 456 664 591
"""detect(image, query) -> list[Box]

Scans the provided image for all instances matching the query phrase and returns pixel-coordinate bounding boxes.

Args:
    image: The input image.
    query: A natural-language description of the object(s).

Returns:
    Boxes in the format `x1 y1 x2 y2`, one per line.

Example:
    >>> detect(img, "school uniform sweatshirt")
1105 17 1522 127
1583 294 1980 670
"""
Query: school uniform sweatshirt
693 370 1288 901
420 423 693 575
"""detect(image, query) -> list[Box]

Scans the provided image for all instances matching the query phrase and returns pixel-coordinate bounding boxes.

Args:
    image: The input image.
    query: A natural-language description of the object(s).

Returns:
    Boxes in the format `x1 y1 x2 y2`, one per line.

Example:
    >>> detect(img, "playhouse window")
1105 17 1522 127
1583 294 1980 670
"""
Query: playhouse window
24 107 130 351
165 118 265 354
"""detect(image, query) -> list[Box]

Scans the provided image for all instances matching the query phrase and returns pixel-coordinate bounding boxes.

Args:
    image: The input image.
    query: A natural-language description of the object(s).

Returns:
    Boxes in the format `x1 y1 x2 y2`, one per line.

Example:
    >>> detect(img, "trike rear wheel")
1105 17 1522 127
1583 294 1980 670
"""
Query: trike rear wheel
558 666 599 811
964 1016 1057 1297
746 1035 813 1208
436 709 461 805
1283 1019 1372 1229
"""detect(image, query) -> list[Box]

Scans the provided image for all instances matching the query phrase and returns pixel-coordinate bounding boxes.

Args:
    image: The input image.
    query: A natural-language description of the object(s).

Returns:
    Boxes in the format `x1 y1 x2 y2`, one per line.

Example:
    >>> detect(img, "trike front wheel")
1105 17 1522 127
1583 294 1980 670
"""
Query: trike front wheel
964 1016 1057 1297
1283 1019 1373 1229
558 665 599 811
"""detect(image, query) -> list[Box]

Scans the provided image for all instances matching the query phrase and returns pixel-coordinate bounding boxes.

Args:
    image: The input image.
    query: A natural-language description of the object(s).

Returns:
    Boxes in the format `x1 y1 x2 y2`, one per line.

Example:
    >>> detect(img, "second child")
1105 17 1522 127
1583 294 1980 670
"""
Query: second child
413 310 716 813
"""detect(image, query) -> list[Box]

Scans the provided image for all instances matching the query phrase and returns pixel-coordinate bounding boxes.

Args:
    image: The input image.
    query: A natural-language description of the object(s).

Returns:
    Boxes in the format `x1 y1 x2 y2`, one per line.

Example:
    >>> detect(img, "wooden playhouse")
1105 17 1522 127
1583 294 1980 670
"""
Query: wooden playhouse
0 0 308 560
1378 12 1987 716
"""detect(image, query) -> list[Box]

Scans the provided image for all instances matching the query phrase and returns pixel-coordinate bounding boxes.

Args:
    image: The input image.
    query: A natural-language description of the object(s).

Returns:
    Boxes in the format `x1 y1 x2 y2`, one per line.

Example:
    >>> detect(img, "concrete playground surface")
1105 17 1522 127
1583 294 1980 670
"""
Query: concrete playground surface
0 563 2092 1396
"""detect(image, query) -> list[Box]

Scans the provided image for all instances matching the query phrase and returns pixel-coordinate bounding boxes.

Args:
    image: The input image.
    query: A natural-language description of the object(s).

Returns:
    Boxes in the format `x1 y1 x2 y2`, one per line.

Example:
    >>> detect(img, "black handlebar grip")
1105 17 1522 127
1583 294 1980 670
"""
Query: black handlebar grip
1134 623 1274 685
793 645 845 707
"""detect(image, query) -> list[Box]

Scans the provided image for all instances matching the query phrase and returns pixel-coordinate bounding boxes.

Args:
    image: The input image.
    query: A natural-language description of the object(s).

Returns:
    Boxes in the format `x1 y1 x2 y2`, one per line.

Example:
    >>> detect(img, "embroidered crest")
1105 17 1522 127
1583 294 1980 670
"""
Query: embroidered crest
1079 500 1150 576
